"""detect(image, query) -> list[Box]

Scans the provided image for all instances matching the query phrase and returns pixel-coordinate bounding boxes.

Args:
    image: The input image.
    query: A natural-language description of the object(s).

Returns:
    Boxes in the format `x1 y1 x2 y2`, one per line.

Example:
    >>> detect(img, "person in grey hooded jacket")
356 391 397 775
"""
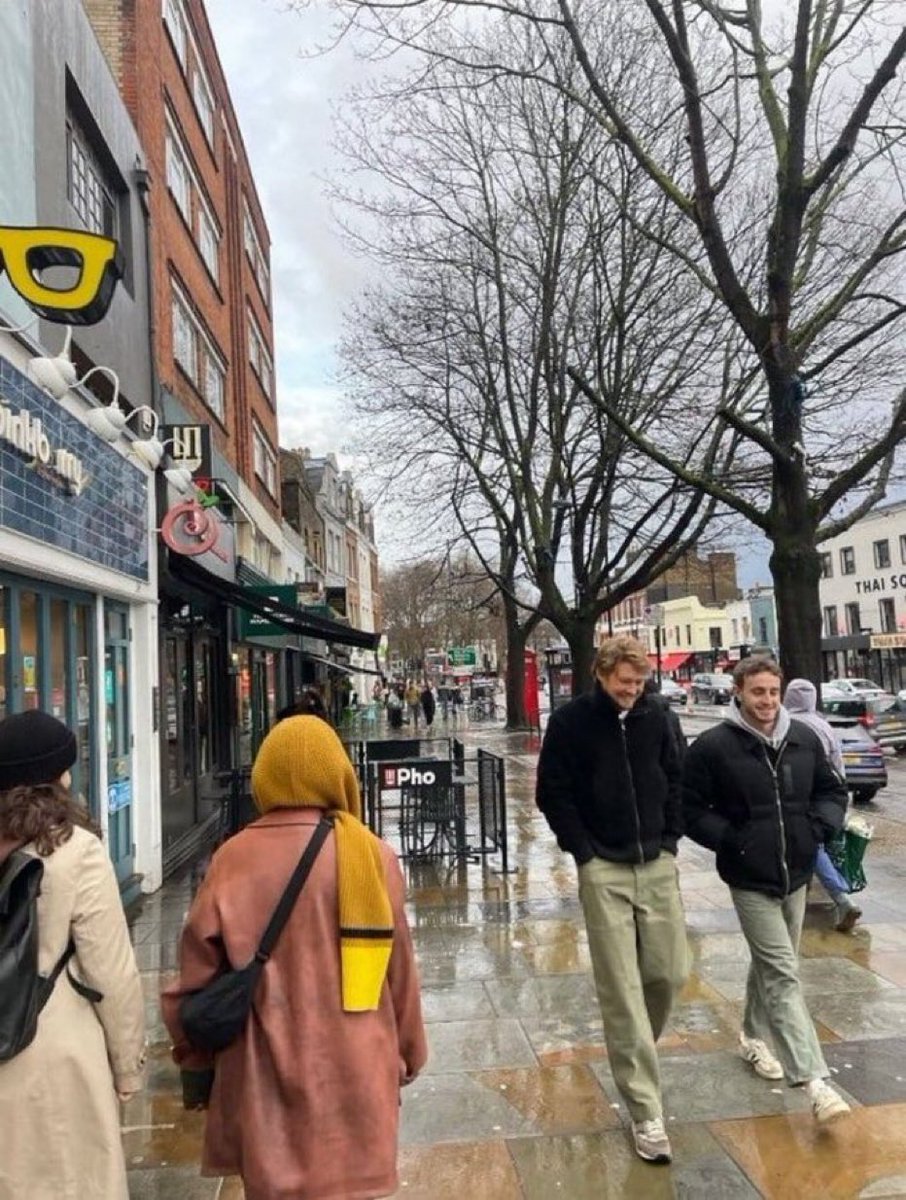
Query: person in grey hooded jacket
783 679 862 932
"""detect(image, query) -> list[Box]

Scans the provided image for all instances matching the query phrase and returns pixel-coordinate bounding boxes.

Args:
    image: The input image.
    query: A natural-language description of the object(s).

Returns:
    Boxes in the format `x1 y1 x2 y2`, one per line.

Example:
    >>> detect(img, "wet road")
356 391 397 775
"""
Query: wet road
125 710 906 1198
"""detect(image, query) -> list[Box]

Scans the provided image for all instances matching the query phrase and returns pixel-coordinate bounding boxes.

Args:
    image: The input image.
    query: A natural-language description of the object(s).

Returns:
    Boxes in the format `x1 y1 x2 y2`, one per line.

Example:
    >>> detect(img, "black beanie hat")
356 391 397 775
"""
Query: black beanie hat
0 710 78 791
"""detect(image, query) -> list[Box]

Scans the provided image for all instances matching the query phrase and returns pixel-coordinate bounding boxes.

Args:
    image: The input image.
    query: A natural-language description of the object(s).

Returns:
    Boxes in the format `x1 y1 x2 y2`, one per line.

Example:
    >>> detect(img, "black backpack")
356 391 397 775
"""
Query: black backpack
0 850 99 1062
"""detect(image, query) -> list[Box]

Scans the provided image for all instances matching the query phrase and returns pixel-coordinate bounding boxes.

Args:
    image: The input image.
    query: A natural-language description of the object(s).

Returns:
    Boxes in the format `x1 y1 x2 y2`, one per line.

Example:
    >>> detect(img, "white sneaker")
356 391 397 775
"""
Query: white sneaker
835 896 862 932
739 1033 784 1080
807 1078 851 1124
631 1117 672 1163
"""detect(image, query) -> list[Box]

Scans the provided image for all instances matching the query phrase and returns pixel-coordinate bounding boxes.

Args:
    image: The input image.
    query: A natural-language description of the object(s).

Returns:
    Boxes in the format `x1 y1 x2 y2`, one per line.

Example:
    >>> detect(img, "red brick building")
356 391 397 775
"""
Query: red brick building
86 0 285 872
84 0 280 535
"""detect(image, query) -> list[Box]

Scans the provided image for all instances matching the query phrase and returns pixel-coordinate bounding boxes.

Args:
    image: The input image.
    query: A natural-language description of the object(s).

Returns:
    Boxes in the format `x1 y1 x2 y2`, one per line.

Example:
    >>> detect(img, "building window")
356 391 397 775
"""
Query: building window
731 618 739 640
880 598 897 633
247 309 273 401
673 626 680 646
66 122 116 237
900 534 906 565
685 625 692 646
243 199 270 300
874 539 891 570
758 617 768 643
844 602 861 635
163 0 187 66
823 606 839 637
171 281 226 421
840 546 856 576
202 354 225 421
253 422 277 495
192 60 216 145
165 128 191 221
819 552 833 579
172 292 196 381
197 206 219 283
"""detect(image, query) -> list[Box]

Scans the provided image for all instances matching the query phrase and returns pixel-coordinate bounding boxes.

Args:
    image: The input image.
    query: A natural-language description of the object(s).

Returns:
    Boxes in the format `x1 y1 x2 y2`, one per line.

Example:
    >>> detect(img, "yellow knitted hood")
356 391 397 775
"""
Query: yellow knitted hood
251 716 393 1011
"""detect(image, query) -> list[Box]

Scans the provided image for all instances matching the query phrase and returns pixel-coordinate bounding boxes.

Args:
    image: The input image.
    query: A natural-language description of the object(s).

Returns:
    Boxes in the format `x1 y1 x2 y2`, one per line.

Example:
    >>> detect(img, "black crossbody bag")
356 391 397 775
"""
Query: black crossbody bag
180 815 332 1054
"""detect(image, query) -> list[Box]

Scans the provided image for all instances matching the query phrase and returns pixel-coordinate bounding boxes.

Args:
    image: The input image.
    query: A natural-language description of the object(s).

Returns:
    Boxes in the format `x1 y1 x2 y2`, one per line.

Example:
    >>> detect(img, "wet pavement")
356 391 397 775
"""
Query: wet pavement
125 712 906 1198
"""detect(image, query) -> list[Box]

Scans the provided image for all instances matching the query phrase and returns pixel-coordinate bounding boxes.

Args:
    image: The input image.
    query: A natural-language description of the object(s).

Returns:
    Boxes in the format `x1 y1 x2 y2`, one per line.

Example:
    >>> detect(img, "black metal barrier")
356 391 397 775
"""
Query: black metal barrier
345 736 510 870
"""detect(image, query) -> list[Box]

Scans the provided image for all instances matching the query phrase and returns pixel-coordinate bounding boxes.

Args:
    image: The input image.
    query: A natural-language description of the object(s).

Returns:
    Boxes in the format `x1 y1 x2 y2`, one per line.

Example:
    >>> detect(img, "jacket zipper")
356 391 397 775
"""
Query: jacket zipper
763 744 790 896
620 719 644 864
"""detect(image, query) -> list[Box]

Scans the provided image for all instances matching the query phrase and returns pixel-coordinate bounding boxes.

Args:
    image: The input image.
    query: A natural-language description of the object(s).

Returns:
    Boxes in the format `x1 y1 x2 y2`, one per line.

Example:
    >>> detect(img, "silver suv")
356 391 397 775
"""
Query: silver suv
691 673 734 705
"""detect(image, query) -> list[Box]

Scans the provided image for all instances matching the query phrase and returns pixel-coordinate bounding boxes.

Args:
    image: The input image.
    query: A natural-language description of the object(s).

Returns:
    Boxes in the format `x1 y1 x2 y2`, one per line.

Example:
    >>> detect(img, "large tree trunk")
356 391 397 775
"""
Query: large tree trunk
770 532 823 686
504 622 529 730
563 613 599 696
768 371 823 686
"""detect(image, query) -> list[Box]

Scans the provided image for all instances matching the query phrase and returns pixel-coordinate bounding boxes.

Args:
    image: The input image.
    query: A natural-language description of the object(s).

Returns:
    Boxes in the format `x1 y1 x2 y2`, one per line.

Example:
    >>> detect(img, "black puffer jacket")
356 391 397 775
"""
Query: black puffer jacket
682 718 846 898
536 686 682 866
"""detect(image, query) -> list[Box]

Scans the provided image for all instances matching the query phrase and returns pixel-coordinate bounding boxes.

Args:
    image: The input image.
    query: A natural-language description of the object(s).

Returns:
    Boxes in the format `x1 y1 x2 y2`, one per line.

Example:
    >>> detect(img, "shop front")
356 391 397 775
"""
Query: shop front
0 352 158 899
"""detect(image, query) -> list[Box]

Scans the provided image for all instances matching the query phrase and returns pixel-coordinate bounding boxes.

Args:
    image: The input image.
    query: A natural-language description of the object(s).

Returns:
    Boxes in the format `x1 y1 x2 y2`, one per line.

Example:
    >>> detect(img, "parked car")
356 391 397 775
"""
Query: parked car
658 678 688 707
823 692 906 751
691 673 734 705
832 721 888 803
826 677 887 698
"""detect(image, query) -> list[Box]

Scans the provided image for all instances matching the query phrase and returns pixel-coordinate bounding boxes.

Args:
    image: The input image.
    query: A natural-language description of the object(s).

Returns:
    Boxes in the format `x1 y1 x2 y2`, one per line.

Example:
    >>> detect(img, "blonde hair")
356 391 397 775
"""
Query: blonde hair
593 635 650 678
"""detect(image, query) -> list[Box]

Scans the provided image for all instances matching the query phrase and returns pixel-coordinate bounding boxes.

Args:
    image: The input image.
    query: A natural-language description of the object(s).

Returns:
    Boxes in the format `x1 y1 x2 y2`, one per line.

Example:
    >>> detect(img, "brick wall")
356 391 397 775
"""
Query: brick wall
84 0 281 522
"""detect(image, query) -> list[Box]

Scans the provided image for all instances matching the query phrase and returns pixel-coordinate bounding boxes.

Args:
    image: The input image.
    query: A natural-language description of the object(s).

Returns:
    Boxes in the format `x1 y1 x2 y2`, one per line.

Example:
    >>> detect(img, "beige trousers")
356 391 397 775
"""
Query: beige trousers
579 853 689 1121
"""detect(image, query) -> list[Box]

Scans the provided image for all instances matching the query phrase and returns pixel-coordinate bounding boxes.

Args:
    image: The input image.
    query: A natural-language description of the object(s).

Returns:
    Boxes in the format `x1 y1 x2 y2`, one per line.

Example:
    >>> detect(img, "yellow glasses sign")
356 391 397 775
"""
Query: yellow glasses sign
0 225 123 325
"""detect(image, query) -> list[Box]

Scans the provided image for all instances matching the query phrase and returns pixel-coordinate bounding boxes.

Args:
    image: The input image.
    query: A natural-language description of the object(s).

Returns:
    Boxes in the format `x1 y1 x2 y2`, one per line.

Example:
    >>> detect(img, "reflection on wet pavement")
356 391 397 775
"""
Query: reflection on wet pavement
125 723 906 1197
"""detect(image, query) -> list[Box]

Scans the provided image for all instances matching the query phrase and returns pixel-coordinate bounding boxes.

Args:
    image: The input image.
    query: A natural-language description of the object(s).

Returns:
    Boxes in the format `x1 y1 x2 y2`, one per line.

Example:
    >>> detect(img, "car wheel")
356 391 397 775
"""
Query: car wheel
853 788 878 804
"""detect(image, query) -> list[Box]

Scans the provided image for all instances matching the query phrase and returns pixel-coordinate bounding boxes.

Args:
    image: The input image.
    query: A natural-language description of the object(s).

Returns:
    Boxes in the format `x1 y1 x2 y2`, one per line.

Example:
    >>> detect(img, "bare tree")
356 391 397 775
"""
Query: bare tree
313 0 906 683
336 28 740 697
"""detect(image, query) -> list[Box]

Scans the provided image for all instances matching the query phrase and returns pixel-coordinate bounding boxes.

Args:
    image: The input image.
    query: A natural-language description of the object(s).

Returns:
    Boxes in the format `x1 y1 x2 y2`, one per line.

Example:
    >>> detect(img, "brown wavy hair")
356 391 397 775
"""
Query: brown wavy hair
0 782 100 857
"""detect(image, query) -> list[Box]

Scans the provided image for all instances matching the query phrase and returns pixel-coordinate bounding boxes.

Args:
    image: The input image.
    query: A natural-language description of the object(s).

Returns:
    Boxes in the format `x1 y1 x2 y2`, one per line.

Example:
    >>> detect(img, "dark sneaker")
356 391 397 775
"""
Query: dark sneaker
835 896 862 932
632 1117 672 1163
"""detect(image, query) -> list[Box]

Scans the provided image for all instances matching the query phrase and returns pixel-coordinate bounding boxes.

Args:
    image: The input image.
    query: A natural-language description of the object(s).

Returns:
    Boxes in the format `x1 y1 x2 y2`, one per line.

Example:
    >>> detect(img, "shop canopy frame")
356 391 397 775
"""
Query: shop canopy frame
170 557 381 650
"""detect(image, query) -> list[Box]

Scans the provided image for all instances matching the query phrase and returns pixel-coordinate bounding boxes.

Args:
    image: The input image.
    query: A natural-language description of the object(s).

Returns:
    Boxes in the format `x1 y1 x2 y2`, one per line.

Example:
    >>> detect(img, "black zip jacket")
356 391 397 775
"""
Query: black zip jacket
536 686 682 866
682 719 846 898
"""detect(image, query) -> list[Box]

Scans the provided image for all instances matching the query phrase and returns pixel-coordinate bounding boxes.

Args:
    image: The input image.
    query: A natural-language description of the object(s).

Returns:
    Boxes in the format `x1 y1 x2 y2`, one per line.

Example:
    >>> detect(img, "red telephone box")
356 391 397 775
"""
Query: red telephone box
523 648 540 729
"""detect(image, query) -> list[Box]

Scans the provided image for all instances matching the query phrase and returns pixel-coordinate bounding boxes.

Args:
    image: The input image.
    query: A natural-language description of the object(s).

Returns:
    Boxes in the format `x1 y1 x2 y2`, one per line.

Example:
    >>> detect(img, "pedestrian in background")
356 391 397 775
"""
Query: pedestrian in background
0 711 146 1200
536 636 688 1165
420 681 436 729
161 715 427 1200
405 680 421 728
683 657 850 1124
783 679 862 931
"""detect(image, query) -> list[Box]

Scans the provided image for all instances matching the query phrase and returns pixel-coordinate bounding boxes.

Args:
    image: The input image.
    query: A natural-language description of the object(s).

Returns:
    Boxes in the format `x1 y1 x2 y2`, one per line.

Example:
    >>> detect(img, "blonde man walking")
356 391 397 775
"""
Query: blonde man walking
536 636 688 1164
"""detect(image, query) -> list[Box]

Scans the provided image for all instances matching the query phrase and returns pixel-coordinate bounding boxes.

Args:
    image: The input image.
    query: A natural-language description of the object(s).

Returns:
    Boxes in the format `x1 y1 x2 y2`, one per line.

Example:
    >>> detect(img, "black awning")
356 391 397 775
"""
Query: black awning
170 556 381 650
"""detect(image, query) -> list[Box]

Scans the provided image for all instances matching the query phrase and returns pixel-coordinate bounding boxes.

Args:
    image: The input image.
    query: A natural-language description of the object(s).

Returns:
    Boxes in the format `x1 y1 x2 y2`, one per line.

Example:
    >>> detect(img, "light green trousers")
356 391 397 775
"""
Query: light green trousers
579 853 689 1122
730 884 828 1085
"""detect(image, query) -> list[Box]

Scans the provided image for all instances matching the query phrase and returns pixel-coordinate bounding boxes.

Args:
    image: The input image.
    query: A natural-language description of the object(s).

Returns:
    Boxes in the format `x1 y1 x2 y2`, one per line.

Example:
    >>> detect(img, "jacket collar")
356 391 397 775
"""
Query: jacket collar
592 683 650 720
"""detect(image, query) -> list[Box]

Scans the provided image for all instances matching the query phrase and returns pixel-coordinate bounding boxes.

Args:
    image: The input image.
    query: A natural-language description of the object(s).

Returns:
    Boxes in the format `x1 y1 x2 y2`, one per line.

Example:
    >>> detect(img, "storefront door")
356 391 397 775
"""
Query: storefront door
105 604 134 884
0 574 99 812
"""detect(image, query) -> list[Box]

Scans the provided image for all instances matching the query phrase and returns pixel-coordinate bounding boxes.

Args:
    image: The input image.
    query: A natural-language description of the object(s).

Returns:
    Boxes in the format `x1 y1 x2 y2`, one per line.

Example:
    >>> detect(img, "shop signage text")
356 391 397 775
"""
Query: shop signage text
855 573 906 594
869 633 906 650
0 397 87 493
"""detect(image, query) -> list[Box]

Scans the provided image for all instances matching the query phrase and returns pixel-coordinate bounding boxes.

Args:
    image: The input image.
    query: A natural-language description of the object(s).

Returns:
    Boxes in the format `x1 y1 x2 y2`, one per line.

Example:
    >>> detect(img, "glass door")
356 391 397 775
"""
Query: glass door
104 604 133 884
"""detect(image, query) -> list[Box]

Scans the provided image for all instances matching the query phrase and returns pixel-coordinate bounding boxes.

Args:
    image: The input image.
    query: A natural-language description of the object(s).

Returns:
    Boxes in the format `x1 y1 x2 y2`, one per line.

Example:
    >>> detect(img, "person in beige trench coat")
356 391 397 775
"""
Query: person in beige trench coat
0 710 146 1200
162 715 428 1200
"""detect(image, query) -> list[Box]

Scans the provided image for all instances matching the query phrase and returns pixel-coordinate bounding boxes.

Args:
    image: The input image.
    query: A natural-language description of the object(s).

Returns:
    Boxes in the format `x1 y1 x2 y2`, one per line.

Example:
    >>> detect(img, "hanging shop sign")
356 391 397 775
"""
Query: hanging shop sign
0 225 123 325
238 585 299 639
160 496 235 582
163 423 212 477
869 633 906 650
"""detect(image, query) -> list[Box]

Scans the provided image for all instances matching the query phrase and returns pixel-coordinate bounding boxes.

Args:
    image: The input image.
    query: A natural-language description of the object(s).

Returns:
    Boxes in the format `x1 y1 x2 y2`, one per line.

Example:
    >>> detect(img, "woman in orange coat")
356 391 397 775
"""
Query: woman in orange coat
161 716 427 1200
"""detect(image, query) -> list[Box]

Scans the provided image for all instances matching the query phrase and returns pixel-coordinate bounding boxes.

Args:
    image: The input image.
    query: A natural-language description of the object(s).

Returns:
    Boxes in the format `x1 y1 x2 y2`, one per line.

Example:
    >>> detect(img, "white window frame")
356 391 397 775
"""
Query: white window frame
247 308 273 401
243 198 271 300
172 280 227 422
253 422 278 496
192 58 216 146
163 0 188 66
197 203 219 283
172 291 197 383
165 124 191 222
202 350 225 421
67 121 117 238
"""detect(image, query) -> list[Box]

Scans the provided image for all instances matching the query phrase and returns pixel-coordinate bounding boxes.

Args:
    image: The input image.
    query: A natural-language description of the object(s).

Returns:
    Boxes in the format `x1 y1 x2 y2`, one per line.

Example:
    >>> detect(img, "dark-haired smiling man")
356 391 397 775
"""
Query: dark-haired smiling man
683 656 850 1124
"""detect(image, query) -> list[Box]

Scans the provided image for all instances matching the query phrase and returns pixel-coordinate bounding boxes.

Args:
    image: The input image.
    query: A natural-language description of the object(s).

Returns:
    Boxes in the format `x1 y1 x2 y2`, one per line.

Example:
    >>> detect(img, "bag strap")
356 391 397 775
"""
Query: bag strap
255 815 332 963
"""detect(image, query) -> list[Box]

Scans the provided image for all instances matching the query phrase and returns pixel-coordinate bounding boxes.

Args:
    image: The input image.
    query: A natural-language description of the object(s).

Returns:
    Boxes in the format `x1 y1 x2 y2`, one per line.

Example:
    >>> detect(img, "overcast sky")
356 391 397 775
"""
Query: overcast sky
205 0 367 460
